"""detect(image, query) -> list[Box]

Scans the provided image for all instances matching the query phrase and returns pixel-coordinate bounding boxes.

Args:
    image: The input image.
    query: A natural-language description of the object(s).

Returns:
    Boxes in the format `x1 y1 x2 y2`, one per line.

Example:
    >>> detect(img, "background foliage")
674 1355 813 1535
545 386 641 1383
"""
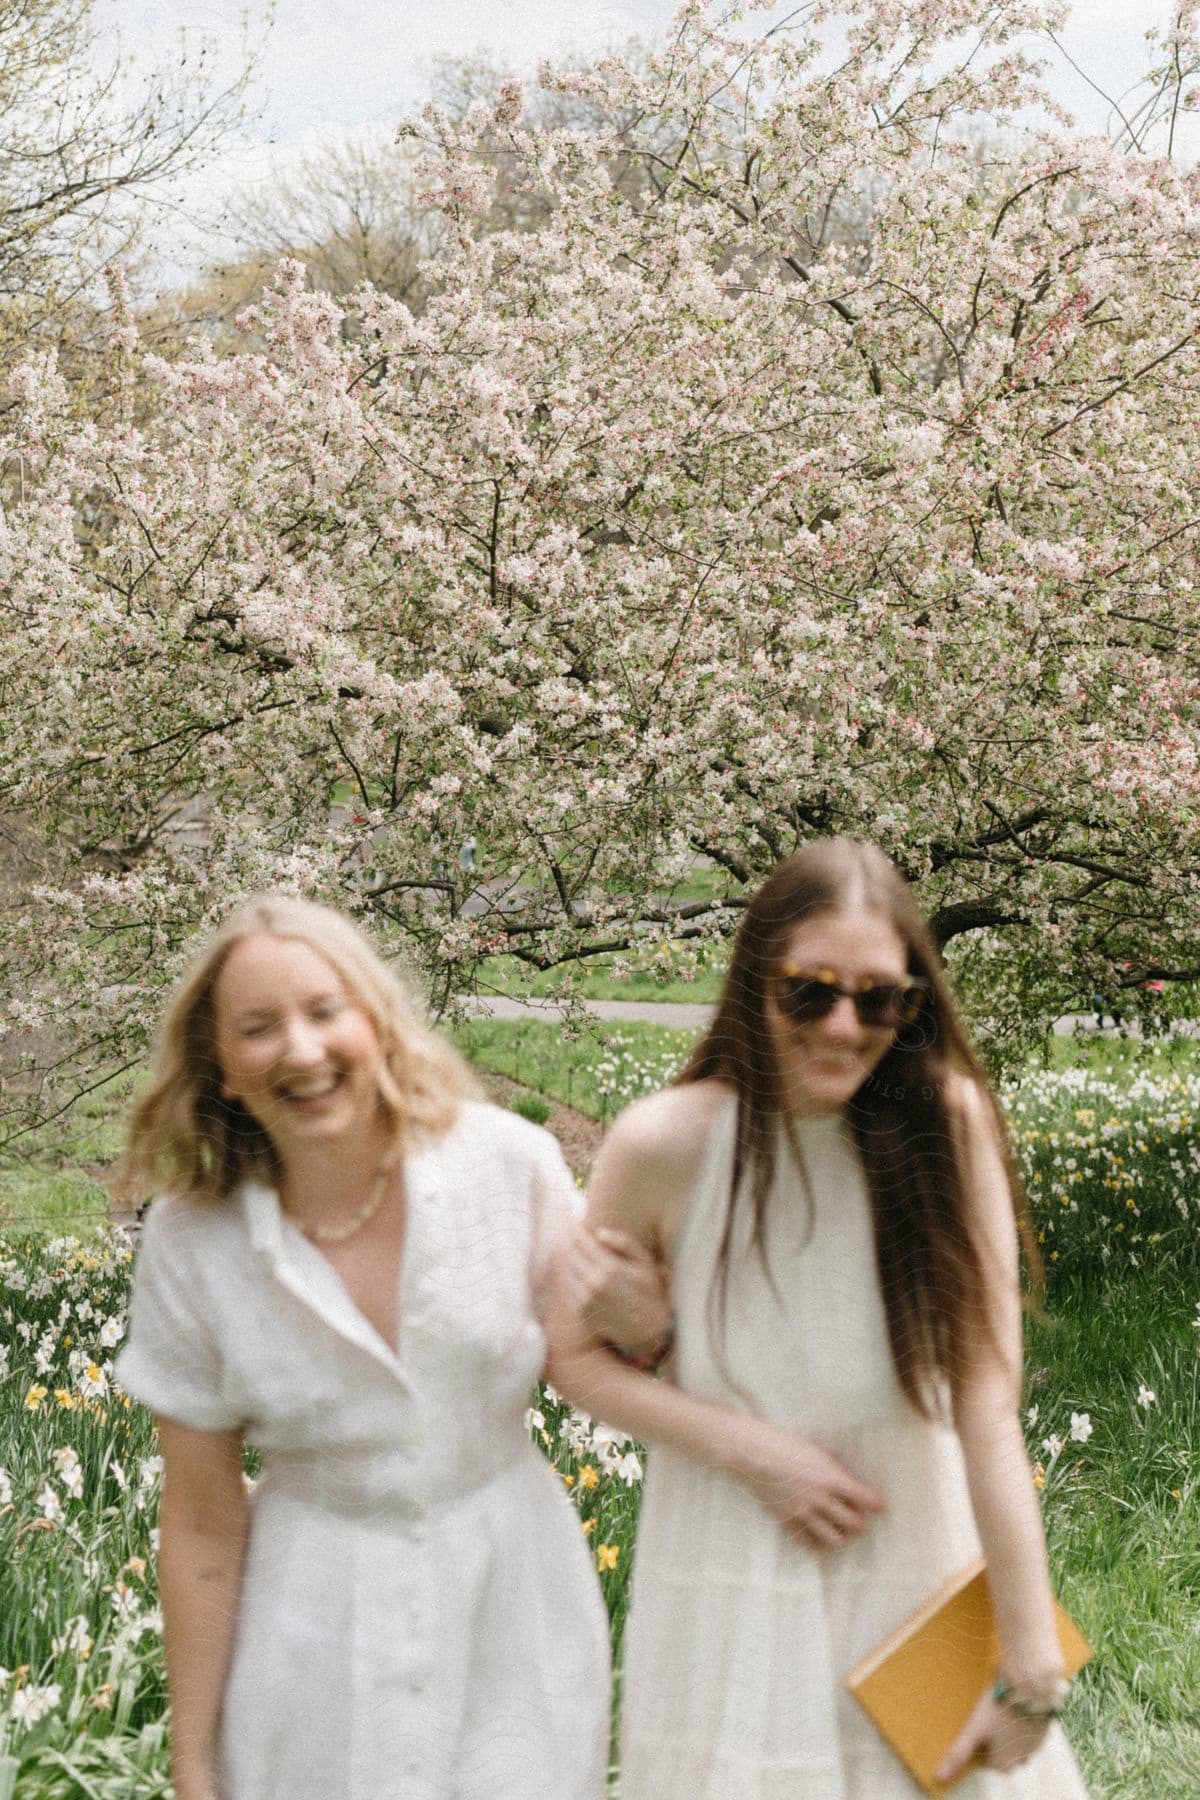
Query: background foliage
4 0 1200 1132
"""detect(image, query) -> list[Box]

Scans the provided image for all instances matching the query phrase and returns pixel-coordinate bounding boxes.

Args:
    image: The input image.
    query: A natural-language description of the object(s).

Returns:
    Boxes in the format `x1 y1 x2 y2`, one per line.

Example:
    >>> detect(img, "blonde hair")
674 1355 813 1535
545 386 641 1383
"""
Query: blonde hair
118 895 477 1206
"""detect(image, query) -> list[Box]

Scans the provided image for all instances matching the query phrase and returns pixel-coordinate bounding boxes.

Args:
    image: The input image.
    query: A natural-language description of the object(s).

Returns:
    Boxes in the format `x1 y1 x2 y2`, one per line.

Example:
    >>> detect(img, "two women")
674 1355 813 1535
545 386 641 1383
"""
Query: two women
120 837 1088 1799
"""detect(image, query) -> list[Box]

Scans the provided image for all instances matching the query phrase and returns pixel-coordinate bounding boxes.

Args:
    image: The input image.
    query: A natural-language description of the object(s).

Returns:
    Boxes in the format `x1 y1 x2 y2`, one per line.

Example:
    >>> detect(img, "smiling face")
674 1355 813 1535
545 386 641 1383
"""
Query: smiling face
765 908 910 1117
212 933 386 1156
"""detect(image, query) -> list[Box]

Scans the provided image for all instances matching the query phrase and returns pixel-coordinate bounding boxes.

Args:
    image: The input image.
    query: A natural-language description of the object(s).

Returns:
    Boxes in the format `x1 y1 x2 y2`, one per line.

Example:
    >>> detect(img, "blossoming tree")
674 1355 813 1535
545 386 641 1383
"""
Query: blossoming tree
3 0 1200 1122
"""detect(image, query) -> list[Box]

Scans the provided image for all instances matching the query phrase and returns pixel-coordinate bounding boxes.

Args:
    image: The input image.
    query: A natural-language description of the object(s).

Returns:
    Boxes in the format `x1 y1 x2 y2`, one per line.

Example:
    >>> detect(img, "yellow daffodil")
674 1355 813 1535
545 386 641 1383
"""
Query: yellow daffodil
579 1465 600 1490
596 1543 620 1571
23 1385 47 1412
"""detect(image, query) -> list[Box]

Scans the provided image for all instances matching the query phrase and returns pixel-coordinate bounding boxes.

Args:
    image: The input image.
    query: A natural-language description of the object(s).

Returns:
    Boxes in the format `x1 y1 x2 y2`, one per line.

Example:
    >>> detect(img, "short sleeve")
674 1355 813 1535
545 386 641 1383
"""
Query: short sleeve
529 1135 585 1318
115 1198 244 1432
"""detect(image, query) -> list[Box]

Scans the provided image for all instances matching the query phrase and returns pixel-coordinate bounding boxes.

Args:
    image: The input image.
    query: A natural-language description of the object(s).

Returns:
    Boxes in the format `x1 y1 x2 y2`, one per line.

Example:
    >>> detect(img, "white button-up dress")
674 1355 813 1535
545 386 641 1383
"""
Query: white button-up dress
116 1102 610 1800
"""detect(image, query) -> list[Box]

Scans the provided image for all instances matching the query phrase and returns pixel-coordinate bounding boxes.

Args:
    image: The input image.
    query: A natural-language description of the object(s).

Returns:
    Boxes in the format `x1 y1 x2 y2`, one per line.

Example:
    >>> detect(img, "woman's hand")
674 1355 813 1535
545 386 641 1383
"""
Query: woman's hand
555 1221 673 1360
731 1416 886 1549
934 1689 1052 1785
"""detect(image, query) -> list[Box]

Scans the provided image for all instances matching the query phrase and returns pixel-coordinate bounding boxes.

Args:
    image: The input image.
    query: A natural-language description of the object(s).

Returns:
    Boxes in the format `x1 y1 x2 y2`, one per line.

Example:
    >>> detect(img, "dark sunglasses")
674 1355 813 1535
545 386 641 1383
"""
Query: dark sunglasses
773 965 933 1030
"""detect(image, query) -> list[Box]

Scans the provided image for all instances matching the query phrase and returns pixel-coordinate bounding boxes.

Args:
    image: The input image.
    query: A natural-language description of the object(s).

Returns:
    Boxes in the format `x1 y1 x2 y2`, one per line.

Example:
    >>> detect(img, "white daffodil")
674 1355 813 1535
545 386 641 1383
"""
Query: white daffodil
614 1450 644 1486
10 1682 61 1729
37 1481 63 1523
52 1446 84 1500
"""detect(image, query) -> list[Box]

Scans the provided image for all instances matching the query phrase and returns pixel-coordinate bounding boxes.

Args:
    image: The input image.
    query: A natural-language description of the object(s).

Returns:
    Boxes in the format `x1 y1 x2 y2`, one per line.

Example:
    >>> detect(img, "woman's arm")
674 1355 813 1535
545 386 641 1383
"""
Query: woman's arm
936 1079 1065 1783
547 1287 883 1545
556 1223 674 1362
156 1416 251 1800
546 1088 885 1548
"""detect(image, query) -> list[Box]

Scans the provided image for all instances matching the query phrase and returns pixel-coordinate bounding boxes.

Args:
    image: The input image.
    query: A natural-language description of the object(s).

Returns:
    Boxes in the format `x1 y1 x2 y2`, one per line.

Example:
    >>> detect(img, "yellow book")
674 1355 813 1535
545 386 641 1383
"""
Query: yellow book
843 1557 1092 1797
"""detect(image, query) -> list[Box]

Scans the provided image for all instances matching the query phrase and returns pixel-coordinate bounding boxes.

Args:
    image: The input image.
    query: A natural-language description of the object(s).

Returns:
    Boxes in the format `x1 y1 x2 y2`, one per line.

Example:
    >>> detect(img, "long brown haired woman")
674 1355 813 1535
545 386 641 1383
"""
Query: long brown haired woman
548 838 1090 1799
114 895 666 1800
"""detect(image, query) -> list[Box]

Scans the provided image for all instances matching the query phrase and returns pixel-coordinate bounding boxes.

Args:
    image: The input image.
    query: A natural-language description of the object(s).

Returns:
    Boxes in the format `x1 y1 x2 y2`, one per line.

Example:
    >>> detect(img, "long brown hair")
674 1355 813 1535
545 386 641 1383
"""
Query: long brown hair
118 896 476 1207
677 838 1039 1419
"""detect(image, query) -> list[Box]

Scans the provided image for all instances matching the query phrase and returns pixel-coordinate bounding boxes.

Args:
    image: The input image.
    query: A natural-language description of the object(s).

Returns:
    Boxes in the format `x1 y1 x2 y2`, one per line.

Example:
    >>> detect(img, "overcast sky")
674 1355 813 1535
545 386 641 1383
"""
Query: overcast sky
92 0 1198 287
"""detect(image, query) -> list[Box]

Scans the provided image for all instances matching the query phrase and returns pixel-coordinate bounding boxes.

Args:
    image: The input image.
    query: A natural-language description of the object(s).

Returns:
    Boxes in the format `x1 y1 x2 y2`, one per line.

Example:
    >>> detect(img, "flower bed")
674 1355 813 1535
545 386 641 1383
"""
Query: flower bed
1005 1067 1200 1278
0 1234 167 1793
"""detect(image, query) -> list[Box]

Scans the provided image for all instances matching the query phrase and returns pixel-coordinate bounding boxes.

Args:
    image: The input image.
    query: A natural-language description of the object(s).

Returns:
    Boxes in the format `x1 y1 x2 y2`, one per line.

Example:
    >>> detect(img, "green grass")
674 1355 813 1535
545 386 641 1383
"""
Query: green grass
451 1017 700 1120
0 1077 132 1236
0 1168 110 1235
472 948 726 1004
1025 1276 1200 1794
1035 1032 1200 1078
509 1090 553 1125
462 859 738 1003
2 1078 132 1167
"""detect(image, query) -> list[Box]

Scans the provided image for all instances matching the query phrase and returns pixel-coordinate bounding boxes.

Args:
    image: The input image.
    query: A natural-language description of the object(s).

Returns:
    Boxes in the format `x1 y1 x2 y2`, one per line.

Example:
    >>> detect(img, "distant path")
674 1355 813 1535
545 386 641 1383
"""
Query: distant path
460 997 1193 1038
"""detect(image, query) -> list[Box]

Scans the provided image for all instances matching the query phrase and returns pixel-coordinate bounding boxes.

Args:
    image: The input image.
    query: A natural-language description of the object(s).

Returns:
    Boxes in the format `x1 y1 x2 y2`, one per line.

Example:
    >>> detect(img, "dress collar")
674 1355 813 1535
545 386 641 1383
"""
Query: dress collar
236 1146 442 1376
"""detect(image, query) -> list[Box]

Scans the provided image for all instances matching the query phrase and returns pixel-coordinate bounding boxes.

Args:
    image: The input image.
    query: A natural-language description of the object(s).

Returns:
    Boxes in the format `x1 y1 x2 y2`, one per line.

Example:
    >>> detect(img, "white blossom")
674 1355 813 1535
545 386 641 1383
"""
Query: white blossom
9 1682 61 1730
52 1445 84 1500
613 1450 644 1486
51 1615 93 1660
37 1481 63 1523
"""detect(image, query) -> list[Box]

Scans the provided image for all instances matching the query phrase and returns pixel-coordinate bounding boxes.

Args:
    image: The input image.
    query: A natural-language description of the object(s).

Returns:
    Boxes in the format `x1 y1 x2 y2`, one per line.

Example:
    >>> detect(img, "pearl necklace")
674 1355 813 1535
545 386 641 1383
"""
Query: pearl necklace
293 1162 396 1244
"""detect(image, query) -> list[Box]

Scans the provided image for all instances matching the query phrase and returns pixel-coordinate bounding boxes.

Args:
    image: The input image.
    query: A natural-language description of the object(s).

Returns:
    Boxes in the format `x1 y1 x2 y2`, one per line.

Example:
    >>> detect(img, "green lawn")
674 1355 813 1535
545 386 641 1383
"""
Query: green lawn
1025 1274 1200 1795
450 1017 699 1121
0 1077 132 1234
471 947 726 1005
1037 1032 1200 1078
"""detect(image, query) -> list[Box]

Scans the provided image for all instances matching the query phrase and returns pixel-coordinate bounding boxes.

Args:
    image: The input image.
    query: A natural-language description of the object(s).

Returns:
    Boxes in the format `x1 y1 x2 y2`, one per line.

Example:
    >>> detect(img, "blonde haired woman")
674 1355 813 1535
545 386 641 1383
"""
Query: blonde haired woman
115 895 661 1800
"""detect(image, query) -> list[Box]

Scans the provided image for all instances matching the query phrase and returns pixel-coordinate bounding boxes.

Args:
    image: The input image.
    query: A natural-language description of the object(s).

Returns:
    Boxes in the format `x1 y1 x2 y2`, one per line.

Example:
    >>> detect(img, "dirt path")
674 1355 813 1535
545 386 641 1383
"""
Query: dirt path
473 1067 603 1177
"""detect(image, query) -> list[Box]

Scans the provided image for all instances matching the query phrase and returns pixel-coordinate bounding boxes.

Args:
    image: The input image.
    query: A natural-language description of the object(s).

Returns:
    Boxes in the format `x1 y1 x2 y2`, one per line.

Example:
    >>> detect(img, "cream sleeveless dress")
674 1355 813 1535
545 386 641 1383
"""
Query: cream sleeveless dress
618 1099 1090 1800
